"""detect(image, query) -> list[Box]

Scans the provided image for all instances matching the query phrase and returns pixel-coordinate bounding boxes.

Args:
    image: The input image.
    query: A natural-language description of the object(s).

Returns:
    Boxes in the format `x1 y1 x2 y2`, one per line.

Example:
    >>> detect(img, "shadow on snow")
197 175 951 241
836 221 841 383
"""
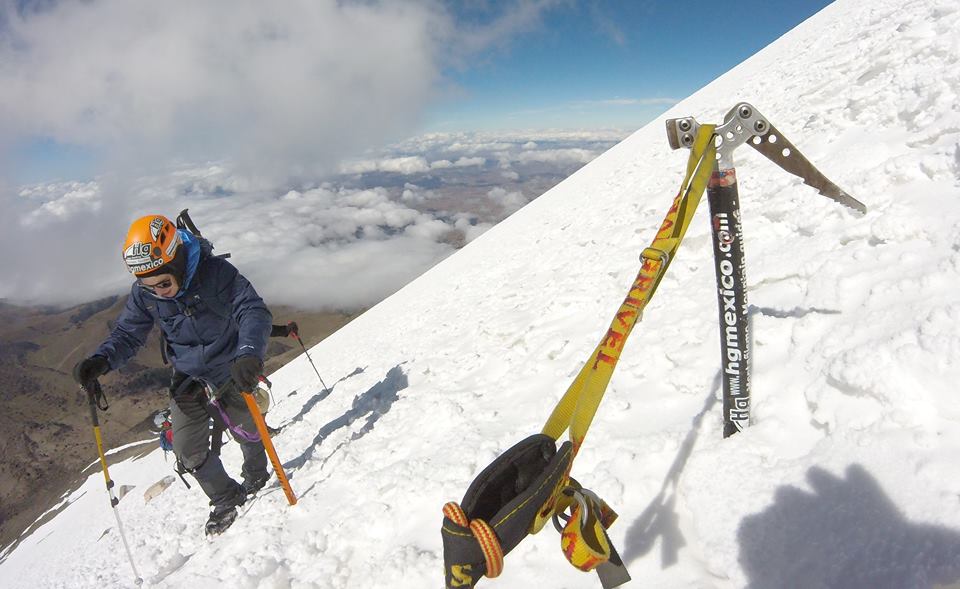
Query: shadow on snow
283 364 408 477
621 371 719 568
281 366 366 428
739 463 960 589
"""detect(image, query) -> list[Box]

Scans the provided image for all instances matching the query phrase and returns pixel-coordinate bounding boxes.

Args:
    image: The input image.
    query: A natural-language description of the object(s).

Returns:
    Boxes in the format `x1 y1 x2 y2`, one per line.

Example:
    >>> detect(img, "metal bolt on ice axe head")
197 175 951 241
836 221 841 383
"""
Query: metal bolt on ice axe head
665 102 866 438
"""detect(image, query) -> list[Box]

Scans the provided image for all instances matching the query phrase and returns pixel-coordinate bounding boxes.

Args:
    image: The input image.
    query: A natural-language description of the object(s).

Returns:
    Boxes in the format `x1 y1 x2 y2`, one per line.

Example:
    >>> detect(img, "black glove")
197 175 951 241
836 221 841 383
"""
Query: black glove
269 322 299 338
231 356 263 391
72 355 109 390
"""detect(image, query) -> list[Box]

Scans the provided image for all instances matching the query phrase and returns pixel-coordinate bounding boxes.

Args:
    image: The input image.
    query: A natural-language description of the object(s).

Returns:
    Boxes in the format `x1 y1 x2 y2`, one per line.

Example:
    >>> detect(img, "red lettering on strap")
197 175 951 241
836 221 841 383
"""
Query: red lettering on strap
602 329 624 350
656 218 674 238
594 352 617 368
614 310 635 328
636 274 654 293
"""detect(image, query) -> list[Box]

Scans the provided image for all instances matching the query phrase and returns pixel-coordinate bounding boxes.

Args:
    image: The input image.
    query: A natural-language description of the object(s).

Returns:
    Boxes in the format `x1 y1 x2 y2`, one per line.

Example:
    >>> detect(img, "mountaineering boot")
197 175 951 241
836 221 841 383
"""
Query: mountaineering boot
205 506 238 536
204 483 246 536
242 473 271 498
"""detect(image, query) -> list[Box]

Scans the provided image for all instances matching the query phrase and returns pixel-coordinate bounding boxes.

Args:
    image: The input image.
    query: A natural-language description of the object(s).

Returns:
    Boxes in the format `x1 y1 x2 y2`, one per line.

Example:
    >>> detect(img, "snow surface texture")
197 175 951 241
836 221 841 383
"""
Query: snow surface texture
3 0 960 587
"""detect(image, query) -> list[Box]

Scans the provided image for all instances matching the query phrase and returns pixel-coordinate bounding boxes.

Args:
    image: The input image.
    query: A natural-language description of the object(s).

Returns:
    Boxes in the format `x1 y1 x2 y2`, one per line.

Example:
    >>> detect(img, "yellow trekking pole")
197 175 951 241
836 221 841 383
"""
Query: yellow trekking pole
84 381 143 586
242 390 298 505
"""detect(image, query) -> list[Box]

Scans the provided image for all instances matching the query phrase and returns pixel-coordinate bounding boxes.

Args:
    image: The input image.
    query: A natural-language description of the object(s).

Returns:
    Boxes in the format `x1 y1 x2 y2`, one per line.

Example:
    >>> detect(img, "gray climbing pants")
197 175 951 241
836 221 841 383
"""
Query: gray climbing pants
170 374 268 509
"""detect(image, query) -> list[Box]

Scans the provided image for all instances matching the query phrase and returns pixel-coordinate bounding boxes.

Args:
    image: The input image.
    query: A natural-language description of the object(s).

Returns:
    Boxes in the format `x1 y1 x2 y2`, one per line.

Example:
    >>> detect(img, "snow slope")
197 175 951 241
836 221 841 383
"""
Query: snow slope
3 0 960 587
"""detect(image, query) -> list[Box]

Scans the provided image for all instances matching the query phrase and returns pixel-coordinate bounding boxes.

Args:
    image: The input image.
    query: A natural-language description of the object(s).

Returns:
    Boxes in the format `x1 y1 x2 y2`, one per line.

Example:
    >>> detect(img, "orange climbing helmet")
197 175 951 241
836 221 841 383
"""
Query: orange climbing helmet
122 215 183 277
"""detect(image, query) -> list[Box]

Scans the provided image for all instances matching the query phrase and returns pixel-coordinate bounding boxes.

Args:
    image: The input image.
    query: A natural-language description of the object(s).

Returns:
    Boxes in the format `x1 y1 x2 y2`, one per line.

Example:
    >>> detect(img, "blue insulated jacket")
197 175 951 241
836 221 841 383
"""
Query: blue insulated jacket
95 230 272 387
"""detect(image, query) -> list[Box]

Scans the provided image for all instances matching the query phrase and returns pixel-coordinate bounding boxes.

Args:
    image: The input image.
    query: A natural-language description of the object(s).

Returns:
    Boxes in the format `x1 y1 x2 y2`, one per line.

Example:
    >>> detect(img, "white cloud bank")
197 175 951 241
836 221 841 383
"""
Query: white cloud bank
339 157 433 176
0 130 623 310
0 0 569 178
0 170 476 309
0 1 449 177
486 187 528 215
0 0 588 309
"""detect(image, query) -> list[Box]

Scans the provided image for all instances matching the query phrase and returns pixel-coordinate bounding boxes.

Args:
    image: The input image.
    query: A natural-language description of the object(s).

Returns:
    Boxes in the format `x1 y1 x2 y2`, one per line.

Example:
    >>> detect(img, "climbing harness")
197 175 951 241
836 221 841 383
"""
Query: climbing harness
441 125 718 589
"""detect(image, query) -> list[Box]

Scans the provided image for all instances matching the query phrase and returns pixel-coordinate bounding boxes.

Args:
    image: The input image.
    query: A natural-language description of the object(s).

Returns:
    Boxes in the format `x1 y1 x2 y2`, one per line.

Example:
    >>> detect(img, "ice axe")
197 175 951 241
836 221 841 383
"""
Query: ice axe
241 387 298 506
665 102 866 438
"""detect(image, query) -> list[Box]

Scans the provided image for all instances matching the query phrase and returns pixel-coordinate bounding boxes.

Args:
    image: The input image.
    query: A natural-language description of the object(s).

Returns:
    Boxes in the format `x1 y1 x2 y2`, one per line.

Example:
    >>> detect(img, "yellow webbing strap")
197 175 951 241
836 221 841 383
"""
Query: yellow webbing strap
542 123 716 449
559 486 618 571
440 126 716 588
536 125 716 573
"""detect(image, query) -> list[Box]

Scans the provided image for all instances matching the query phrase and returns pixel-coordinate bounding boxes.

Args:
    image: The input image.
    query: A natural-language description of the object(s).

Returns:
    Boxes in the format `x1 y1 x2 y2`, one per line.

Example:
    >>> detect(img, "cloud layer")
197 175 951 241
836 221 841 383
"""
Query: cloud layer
0 0 576 178
0 0 448 176
0 1 625 311
0 130 626 309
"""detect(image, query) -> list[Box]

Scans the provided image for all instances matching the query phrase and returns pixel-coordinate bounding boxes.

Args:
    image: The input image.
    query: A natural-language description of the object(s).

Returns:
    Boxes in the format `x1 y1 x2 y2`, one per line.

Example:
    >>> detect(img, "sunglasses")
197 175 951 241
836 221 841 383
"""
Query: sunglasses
140 277 174 291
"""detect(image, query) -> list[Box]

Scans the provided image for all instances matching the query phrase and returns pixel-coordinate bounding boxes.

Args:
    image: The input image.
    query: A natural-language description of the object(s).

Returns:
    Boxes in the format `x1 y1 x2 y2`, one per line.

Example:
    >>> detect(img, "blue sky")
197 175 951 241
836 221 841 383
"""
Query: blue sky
1 0 835 184
431 0 835 130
